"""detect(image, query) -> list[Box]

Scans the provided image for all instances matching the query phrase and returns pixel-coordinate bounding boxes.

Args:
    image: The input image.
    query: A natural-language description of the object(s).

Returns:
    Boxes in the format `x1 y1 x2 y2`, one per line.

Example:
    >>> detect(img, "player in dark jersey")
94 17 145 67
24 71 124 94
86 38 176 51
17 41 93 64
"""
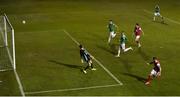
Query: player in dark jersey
134 23 144 48
145 57 162 85
79 45 96 74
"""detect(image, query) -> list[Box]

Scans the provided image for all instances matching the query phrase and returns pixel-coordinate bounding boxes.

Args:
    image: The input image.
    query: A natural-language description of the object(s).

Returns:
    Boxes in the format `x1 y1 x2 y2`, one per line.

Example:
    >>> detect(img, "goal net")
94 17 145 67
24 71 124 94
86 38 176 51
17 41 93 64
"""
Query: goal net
0 14 16 71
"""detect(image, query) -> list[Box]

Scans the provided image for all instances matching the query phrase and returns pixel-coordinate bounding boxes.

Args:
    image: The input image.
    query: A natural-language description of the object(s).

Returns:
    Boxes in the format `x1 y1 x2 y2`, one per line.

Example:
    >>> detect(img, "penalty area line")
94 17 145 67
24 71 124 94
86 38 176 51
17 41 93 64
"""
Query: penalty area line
25 84 121 95
63 30 123 85
143 9 180 25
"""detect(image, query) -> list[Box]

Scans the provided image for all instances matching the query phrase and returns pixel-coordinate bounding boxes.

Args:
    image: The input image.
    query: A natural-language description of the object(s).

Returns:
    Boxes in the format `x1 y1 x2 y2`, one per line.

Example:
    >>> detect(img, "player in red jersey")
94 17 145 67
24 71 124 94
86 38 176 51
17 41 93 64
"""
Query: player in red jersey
145 57 162 85
134 23 144 47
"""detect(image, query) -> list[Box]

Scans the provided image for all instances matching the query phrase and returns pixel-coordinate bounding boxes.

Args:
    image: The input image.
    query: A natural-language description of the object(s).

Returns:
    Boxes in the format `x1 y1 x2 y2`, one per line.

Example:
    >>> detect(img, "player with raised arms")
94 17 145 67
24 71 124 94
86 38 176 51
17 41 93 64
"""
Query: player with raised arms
145 57 162 85
107 20 118 44
116 32 133 57
79 44 96 74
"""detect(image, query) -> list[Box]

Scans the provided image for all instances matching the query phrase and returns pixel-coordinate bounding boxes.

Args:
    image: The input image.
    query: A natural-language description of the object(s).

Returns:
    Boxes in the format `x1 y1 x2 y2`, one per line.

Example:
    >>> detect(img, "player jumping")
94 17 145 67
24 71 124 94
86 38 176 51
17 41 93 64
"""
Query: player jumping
134 23 143 48
116 32 133 57
145 57 162 85
107 20 118 44
153 5 164 23
79 45 96 74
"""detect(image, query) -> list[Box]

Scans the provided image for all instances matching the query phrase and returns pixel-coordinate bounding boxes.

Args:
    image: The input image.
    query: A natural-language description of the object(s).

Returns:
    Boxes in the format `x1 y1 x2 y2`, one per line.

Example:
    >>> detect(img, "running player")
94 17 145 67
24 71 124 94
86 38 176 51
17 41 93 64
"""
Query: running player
134 23 143 48
116 32 133 57
153 5 164 23
79 45 96 74
107 20 118 44
145 57 162 85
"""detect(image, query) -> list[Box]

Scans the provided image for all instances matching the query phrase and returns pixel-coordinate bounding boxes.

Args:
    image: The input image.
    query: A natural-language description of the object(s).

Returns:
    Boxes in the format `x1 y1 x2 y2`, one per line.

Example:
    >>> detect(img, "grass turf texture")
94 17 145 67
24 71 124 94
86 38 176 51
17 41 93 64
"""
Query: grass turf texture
0 0 180 96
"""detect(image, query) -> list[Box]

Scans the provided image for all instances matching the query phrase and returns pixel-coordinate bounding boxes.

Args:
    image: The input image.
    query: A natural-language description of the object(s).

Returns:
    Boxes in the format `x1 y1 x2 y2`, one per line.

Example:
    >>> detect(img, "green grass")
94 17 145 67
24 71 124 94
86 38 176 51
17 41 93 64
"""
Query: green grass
0 0 180 96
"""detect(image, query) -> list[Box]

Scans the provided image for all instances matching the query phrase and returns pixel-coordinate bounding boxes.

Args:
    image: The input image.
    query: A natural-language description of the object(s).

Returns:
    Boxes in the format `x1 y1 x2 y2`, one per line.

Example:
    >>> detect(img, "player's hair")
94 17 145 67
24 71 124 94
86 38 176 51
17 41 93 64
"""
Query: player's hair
121 31 125 35
153 57 157 60
136 23 139 26
79 44 83 48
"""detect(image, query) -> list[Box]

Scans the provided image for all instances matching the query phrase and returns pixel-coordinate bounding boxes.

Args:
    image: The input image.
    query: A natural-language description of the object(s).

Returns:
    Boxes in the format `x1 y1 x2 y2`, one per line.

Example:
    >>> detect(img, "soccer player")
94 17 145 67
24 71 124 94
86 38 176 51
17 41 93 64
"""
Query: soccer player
116 32 133 57
107 20 118 44
153 5 164 23
79 45 96 74
145 57 162 85
134 23 143 48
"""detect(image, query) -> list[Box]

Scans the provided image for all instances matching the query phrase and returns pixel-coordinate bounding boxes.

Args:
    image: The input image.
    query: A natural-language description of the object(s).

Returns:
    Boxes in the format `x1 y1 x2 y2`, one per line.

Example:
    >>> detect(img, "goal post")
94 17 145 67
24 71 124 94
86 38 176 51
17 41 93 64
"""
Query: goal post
0 13 16 71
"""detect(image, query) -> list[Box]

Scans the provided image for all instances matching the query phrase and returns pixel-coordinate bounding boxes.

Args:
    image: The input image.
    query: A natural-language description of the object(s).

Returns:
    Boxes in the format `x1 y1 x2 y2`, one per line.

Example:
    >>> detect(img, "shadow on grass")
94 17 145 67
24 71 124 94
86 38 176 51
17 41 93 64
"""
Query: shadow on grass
48 60 82 70
122 72 146 83
153 20 168 25
138 48 150 62
120 58 133 73
97 43 118 55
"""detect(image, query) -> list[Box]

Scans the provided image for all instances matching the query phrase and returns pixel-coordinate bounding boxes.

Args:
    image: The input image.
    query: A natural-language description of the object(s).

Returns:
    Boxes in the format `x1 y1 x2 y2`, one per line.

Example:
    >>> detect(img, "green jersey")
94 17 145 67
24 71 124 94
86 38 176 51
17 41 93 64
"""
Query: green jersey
155 5 160 13
108 23 116 32
120 34 127 44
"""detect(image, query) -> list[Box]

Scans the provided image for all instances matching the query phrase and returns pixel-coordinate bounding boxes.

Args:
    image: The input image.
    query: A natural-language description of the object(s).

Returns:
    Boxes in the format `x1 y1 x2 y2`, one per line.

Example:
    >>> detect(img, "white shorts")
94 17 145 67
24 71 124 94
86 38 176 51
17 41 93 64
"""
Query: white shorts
135 35 140 41
110 31 116 38
150 69 158 77
120 43 125 50
154 12 161 16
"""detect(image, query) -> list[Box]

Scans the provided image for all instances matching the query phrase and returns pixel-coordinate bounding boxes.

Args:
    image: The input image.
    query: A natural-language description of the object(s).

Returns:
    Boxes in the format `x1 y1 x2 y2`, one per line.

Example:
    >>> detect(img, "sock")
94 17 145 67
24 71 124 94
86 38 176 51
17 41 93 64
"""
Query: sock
136 41 139 44
124 47 132 52
161 17 164 22
84 65 89 70
117 48 121 56
90 63 94 68
108 36 111 43
146 75 152 83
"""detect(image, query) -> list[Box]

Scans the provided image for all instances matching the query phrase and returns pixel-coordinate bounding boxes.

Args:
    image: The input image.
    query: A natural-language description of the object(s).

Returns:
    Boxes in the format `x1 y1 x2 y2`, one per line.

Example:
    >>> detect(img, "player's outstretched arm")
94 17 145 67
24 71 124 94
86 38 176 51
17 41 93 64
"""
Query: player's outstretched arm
146 62 150 65
158 66 162 76
147 61 153 65
141 29 144 36
149 61 154 64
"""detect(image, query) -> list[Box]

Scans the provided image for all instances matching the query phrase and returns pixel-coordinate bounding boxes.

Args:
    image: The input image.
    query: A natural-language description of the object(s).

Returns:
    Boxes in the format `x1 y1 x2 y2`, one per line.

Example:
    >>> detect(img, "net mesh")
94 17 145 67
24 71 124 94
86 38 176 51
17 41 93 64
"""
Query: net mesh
0 15 14 71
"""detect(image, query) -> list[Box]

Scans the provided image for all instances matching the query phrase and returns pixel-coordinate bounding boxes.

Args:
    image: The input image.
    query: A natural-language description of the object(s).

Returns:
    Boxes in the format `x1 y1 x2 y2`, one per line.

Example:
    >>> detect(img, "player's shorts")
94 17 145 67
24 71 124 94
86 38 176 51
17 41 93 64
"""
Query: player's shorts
110 31 116 38
154 12 161 16
83 55 91 63
135 35 140 41
150 69 158 77
120 43 126 50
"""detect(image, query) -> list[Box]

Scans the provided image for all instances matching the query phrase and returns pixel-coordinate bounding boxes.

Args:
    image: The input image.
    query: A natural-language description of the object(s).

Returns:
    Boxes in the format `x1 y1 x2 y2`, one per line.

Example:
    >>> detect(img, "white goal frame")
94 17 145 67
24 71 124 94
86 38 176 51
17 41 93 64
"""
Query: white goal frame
0 13 16 70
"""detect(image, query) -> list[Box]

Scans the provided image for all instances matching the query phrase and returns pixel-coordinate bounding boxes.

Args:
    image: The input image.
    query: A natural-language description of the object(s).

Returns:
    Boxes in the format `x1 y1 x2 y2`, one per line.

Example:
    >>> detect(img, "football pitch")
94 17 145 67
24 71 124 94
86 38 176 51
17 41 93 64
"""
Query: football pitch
0 0 180 96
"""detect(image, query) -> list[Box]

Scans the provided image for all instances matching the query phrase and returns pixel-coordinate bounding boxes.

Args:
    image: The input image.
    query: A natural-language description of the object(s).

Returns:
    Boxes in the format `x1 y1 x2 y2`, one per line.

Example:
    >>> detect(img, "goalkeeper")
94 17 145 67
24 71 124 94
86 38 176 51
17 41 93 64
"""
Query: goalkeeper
79 45 96 74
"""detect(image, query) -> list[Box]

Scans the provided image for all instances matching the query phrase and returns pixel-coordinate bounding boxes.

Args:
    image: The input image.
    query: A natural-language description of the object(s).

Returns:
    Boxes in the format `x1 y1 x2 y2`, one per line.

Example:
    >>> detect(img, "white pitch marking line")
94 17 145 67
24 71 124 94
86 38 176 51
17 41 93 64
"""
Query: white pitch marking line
25 84 121 95
6 47 26 97
160 46 164 48
64 30 123 85
143 9 180 25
